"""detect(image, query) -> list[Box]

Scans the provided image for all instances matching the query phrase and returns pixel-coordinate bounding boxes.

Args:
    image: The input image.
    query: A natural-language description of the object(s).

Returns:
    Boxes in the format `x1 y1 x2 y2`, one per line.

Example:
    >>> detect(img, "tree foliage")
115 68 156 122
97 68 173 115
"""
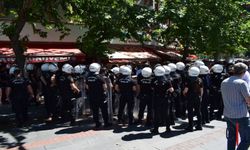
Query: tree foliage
155 0 250 60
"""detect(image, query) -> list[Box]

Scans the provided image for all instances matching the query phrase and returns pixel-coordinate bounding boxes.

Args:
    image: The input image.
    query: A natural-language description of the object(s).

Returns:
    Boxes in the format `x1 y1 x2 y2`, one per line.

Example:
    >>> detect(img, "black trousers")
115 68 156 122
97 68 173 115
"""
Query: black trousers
138 94 152 124
187 95 202 128
201 92 210 123
118 95 134 123
210 92 223 120
90 99 109 125
60 95 76 122
12 98 28 126
153 97 171 130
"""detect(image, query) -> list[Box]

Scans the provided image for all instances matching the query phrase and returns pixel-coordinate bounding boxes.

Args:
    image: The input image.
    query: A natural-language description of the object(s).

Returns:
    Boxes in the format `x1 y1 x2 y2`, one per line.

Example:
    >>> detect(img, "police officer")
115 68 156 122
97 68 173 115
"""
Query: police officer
110 66 120 114
74 65 86 118
40 63 54 121
86 63 111 128
183 66 203 131
151 66 174 134
6 67 34 127
115 65 136 125
26 64 39 105
57 64 80 126
136 67 153 126
209 64 225 120
199 65 211 124
168 63 182 121
46 63 60 121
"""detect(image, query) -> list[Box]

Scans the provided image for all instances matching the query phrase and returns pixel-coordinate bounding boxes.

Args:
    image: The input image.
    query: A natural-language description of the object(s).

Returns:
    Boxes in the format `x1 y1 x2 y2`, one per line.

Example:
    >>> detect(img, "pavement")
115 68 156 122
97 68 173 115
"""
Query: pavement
0 104 232 150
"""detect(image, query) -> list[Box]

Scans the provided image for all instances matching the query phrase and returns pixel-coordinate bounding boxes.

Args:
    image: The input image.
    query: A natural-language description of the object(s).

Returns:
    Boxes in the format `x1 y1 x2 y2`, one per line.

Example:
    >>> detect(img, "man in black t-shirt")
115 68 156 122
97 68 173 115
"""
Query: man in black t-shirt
137 67 153 126
57 64 80 126
86 63 111 128
183 66 203 132
115 65 137 125
151 66 174 134
6 67 34 127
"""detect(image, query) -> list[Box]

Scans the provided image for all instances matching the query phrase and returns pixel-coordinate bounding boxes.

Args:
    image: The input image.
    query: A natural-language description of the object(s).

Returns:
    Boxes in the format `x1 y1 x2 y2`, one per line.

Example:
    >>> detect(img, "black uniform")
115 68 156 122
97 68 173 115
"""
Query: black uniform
57 73 76 124
116 75 136 124
176 69 188 118
137 76 153 125
152 76 172 132
199 74 210 124
86 73 109 127
209 73 225 120
170 71 182 121
185 76 203 131
8 77 31 127
41 72 56 119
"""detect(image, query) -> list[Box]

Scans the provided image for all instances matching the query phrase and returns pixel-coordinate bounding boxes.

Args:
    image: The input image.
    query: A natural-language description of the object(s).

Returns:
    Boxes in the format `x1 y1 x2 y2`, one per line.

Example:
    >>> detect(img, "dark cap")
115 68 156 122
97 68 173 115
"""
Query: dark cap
234 62 248 75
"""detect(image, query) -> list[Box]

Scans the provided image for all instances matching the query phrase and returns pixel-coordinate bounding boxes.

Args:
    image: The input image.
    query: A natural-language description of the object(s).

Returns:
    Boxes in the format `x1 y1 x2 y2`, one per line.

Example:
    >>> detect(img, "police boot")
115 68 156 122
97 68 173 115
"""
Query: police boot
165 126 171 133
150 128 159 134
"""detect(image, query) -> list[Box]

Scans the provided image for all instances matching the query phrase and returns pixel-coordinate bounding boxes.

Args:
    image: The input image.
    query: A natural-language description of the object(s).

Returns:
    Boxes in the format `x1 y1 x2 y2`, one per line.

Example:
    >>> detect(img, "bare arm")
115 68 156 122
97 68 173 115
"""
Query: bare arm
245 97 250 106
115 84 119 93
70 83 80 93
183 87 188 96
27 85 35 98
5 87 11 102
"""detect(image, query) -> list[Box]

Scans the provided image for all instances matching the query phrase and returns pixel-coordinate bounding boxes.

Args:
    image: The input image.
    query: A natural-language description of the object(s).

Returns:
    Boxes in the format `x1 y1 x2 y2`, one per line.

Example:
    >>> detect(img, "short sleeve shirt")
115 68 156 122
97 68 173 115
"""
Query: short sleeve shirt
221 76 250 118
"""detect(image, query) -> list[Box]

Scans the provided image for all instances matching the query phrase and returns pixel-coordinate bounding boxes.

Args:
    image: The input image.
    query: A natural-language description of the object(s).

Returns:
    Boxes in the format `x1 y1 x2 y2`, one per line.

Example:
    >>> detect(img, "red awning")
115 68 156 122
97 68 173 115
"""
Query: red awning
0 48 85 63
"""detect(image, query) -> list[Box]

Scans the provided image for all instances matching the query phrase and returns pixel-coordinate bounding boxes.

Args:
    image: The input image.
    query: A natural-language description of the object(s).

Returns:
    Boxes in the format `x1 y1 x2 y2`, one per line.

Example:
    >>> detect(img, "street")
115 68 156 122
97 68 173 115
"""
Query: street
0 104 229 150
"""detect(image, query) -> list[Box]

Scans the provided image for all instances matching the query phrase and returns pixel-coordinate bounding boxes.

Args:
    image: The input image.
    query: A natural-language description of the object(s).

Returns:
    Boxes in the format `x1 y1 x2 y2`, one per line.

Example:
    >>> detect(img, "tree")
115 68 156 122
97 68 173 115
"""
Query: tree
69 0 155 62
155 0 250 61
0 0 72 68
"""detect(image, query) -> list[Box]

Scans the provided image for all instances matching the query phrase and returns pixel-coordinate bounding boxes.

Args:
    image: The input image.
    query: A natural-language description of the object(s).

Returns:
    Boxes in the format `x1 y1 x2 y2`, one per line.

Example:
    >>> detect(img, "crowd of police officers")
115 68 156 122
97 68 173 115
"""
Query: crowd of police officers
0 59 239 133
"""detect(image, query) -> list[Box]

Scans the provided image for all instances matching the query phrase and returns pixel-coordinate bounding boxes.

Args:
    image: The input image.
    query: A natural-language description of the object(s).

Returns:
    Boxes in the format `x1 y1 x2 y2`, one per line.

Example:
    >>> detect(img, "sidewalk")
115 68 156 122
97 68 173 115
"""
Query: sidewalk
0 104 229 150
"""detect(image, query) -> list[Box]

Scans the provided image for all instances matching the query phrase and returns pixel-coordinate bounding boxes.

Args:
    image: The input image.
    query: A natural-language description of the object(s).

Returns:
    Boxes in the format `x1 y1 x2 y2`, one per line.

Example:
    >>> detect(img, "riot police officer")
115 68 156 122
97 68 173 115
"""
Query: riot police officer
183 66 203 131
86 63 111 128
110 66 120 114
74 65 86 118
46 63 60 121
168 63 182 121
40 63 54 121
115 65 136 125
151 66 174 134
6 67 34 127
210 64 225 120
199 65 211 124
176 62 187 118
137 67 153 126
57 64 80 126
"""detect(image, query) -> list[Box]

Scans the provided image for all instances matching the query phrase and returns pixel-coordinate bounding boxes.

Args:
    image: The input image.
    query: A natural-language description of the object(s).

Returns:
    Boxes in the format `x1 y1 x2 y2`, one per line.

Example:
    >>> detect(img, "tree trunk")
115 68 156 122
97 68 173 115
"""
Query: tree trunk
182 45 189 63
11 40 26 69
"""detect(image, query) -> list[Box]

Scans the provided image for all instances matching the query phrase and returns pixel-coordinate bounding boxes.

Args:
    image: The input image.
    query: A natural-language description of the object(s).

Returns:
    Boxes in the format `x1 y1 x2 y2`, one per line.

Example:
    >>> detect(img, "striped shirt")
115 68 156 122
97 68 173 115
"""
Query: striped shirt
221 76 250 119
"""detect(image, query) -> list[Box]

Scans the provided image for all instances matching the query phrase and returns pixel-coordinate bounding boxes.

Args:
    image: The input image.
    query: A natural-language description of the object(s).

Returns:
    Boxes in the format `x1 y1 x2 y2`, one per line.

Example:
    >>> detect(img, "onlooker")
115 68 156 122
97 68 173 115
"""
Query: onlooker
221 62 250 150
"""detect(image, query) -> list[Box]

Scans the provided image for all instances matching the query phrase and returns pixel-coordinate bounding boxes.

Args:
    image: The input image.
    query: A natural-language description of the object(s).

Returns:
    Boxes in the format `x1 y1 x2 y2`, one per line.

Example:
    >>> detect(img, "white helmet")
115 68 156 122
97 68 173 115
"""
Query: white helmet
89 63 101 73
62 64 73 74
168 63 177 72
211 64 223 73
111 67 120 75
74 65 84 74
176 62 185 71
49 63 58 72
141 67 152 78
194 60 205 67
154 66 165 76
199 65 210 75
9 66 16 75
163 65 171 75
119 65 132 75
26 64 34 71
41 63 50 72
188 66 200 77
